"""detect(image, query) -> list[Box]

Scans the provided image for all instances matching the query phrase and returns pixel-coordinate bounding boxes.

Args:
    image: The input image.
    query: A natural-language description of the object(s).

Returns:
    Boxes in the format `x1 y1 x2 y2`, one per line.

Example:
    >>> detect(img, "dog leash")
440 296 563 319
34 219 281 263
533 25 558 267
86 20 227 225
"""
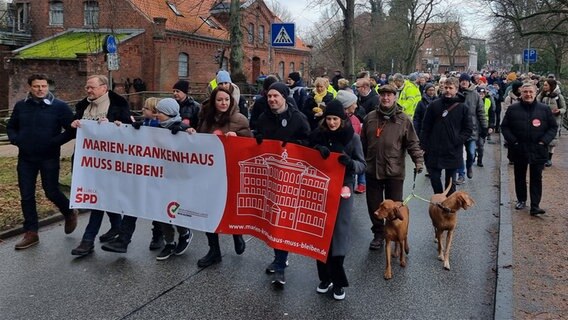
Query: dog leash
402 170 453 213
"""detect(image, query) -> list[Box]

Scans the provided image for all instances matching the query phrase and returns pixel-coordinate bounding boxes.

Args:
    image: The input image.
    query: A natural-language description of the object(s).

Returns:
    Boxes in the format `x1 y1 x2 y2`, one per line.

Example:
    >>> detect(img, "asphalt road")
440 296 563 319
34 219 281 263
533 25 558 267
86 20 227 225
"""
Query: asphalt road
0 142 501 320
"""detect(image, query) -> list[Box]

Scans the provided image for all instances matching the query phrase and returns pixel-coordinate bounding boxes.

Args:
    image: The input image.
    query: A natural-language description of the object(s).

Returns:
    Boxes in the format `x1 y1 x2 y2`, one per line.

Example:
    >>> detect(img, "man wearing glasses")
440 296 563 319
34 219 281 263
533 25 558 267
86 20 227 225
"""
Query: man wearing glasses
69 75 133 256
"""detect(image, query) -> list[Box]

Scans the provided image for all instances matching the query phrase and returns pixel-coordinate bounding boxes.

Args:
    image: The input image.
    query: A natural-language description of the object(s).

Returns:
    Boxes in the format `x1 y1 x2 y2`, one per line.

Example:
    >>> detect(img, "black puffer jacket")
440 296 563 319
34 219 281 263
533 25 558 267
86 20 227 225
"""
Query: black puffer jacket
501 100 558 164
178 96 201 129
7 94 74 160
256 104 310 144
358 89 379 114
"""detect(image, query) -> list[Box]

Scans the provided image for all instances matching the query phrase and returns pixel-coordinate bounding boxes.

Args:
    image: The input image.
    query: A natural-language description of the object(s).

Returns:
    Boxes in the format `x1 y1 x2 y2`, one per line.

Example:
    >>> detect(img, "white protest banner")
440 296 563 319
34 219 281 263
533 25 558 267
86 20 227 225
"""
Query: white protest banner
71 121 346 261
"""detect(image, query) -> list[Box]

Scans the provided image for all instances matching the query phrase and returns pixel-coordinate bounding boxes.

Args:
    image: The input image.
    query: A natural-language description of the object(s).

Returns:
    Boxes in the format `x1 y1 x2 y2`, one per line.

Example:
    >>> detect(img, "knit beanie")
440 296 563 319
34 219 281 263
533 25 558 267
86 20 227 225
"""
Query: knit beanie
173 80 189 94
423 83 435 92
506 72 517 82
335 90 358 109
288 72 301 82
459 73 471 82
268 82 290 98
156 98 180 117
323 100 347 120
216 70 232 84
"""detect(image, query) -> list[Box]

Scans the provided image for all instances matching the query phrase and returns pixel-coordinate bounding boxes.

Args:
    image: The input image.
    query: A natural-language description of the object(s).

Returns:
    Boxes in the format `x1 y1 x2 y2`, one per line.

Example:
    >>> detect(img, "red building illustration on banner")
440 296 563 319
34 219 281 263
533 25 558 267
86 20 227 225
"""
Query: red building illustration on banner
237 151 330 237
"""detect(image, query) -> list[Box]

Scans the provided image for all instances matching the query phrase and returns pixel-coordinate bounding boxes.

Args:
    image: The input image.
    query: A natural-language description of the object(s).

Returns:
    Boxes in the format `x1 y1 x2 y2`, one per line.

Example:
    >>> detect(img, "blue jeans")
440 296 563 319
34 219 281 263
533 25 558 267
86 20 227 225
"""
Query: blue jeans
357 173 366 185
82 210 122 241
465 140 477 170
17 157 72 232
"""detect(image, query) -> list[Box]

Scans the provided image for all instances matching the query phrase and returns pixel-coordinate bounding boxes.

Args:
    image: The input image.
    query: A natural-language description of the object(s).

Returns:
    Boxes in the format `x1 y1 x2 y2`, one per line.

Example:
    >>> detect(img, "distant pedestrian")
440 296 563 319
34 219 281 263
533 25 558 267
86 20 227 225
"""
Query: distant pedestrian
7 74 78 250
501 82 558 215
537 79 565 167
172 80 201 129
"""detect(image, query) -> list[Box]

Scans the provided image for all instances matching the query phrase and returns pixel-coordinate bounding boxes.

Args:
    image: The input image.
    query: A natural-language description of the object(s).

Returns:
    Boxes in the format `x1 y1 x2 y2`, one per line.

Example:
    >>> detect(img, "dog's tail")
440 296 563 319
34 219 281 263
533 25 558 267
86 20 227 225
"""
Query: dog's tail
442 177 453 197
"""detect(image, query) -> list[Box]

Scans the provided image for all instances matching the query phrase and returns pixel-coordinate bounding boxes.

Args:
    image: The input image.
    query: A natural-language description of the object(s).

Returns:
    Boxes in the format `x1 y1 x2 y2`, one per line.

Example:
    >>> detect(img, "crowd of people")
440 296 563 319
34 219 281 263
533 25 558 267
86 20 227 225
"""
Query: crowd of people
7 68 562 301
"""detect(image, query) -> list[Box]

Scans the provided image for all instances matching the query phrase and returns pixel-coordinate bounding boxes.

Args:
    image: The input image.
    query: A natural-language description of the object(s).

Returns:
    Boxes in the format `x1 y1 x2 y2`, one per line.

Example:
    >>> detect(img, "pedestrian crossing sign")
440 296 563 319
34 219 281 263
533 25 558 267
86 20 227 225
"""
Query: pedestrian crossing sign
271 23 295 47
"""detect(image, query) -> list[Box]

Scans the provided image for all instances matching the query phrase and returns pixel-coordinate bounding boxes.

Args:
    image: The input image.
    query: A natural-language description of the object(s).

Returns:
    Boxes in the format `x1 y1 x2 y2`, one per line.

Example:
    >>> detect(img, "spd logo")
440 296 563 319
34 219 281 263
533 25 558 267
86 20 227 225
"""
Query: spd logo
74 187 98 204
166 201 180 219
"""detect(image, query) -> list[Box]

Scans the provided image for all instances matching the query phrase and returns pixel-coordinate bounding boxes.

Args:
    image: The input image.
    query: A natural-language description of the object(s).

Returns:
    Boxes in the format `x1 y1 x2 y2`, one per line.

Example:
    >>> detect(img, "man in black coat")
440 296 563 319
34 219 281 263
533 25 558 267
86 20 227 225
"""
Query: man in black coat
501 82 558 215
255 82 310 288
420 77 473 196
69 74 134 256
172 80 200 129
7 74 78 250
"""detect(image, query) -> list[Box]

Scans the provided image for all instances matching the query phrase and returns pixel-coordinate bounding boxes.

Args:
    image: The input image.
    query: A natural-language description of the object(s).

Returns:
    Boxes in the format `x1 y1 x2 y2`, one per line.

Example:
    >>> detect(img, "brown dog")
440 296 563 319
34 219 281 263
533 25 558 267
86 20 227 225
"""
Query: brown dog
428 181 475 270
374 200 410 280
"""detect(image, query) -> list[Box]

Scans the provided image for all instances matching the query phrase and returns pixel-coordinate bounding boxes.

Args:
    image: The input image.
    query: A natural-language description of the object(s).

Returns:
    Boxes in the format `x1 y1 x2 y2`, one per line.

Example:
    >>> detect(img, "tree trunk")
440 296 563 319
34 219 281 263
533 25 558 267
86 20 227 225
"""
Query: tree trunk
342 1 355 81
229 0 246 83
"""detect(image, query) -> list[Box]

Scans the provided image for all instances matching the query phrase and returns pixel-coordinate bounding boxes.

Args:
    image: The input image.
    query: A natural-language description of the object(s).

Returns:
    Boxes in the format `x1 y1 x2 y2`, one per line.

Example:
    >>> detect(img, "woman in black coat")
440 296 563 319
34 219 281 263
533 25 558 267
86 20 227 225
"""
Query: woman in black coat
308 100 365 301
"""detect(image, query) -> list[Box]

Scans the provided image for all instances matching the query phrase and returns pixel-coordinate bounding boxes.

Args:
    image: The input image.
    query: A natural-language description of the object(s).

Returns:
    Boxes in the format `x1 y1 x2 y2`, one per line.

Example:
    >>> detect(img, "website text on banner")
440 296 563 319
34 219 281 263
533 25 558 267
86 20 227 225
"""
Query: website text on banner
70 121 346 261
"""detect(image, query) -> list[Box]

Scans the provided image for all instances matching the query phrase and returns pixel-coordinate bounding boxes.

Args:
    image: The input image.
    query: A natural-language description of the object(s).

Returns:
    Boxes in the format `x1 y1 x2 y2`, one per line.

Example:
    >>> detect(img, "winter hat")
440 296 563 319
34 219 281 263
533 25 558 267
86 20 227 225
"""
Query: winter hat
459 73 471 82
288 72 301 82
268 82 290 98
423 83 435 92
156 98 180 117
377 84 398 95
323 99 347 120
335 90 358 109
505 72 517 82
216 70 232 84
263 75 279 91
173 80 189 94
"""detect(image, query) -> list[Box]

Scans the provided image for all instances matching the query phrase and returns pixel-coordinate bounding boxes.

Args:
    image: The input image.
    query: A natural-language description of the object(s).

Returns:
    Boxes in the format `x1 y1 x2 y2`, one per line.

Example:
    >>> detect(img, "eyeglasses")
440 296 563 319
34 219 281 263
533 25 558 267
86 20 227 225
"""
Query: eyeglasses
84 84 105 90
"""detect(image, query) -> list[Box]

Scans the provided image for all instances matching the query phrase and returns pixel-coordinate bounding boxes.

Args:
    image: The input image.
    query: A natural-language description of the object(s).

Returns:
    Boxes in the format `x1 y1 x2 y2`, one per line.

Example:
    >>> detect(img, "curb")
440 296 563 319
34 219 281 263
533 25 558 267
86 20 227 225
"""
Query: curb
494 138 513 319
0 210 63 240
0 210 89 241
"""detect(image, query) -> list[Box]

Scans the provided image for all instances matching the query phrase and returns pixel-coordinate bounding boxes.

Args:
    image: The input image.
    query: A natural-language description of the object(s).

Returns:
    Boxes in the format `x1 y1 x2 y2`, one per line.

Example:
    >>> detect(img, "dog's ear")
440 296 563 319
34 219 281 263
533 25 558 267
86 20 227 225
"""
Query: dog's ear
459 194 475 209
394 207 404 220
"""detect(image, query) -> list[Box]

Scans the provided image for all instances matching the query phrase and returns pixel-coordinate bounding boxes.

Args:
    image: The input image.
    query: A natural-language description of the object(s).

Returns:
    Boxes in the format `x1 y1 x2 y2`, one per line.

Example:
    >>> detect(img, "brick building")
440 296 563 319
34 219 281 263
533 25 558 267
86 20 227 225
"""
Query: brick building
2 0 311 109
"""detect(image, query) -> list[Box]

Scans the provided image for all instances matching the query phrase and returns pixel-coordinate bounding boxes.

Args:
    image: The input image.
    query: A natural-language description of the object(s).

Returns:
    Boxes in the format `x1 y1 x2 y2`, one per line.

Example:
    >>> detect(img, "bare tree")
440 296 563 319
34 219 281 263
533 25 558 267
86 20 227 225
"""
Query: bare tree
229 0 246 83
388 0 441 74
265 0 295 23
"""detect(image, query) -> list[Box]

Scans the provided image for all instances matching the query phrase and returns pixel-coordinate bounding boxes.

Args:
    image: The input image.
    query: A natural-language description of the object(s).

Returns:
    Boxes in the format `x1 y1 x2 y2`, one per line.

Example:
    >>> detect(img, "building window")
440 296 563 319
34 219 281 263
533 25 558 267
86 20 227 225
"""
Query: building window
14 3 30 31
84 1 99 27
178 53 189 78
200 16 220 29
49 1 64 26
247 23 254 44
259 25 265 44
278 61 285 80
289 62 295 72
300 63 305 75
167 1 183 16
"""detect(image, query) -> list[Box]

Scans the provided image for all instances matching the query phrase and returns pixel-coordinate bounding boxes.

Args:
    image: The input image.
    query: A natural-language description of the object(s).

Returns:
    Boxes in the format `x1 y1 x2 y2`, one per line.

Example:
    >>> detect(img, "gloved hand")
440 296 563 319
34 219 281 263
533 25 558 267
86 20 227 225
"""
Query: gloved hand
131 121 143 130
281 140 288 148
314 145 330 159
338 154 354 169
255 133 263 145
414 163 424 174
170 126 181 135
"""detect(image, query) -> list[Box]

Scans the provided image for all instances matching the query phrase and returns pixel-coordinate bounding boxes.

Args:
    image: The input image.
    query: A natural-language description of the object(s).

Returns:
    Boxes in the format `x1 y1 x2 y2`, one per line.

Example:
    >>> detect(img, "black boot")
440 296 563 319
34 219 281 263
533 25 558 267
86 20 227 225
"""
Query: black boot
233 235 246 255
197 233 222 268
545 153 553 167
71 240 94 256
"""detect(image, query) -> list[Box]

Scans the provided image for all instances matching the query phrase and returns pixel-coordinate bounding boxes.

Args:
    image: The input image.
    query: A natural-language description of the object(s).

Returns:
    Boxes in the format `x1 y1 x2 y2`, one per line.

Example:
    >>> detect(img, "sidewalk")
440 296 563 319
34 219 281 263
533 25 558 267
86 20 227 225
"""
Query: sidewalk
507 134 568 319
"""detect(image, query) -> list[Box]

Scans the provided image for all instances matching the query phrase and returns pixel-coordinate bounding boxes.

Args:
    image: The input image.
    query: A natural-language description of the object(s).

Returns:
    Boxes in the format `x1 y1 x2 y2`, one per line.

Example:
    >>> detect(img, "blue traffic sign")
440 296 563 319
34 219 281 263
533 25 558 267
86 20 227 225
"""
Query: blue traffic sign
104 35 117 54
523 49 537 64
271 23 295 47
